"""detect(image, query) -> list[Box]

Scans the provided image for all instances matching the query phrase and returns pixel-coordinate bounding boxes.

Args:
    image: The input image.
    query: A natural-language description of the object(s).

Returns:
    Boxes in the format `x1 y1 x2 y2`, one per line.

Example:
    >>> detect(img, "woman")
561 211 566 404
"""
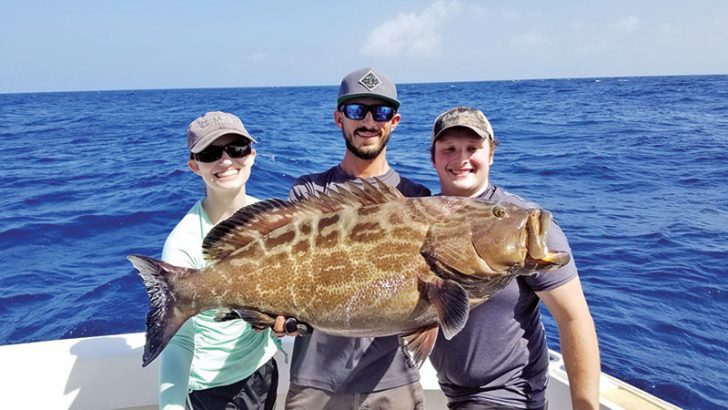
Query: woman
428 107 600 410
159 111 280 410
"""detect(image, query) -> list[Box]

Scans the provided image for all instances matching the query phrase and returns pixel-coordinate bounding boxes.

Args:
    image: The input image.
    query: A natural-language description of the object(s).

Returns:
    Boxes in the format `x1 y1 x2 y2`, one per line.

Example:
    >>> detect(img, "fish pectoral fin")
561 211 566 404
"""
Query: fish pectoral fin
418 273 469 340
399 326 439 369
420 224 494 278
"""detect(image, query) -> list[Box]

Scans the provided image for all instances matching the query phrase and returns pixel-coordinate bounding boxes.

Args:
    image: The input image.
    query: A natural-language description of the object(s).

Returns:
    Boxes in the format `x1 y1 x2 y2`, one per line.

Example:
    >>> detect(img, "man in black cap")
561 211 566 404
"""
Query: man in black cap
280 68 430 409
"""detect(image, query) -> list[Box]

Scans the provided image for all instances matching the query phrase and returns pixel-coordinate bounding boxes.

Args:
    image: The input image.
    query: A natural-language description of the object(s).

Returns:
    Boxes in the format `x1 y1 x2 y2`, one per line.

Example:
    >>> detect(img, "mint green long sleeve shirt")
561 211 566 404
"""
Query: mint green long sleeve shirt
159 199 281 409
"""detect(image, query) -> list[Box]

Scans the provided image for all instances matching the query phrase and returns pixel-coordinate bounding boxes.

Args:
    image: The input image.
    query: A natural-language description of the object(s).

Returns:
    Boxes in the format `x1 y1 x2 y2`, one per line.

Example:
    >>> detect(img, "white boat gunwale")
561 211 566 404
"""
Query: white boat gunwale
0 332 680 409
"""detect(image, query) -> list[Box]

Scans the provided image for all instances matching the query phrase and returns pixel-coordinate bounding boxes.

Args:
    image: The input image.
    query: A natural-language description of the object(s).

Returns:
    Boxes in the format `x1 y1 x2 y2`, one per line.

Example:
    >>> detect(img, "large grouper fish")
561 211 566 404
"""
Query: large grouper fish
128 180 570 368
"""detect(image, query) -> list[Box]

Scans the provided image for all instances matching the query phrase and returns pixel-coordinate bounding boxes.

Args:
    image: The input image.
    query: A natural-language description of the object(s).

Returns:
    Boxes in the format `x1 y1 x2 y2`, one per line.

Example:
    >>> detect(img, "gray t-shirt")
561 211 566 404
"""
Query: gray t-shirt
287 164 431 393
429 185 578 409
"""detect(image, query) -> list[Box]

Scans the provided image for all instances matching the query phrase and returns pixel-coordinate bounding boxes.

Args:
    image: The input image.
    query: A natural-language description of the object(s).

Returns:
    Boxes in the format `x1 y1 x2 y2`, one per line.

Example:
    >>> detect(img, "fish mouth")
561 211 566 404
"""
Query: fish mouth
524 250 571 271
524 208 571 271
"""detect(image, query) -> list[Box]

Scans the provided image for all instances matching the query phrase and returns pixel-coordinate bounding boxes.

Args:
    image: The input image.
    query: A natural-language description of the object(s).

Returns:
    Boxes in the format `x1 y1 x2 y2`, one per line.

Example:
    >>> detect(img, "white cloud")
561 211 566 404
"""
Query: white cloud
610 16 639 34
510 31 551 50
249 52 266 62
360 0 462 57
715 15 728 36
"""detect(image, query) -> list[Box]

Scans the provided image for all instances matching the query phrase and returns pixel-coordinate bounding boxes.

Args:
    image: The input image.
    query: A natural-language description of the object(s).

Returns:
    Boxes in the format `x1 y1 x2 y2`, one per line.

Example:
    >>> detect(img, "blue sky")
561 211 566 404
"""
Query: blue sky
2 0 727 93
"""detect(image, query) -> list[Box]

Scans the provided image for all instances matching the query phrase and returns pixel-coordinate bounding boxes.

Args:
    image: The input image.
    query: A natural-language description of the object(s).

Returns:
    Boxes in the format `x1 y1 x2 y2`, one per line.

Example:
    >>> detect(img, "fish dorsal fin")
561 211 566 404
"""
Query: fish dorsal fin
203 198 293 261
202 178 404 262
319 177 404 209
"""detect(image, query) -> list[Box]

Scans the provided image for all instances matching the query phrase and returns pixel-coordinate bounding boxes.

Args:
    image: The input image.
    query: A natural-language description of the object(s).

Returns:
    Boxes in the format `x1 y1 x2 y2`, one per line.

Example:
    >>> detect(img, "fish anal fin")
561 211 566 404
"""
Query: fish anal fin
417 271 469 340
399 326 439 369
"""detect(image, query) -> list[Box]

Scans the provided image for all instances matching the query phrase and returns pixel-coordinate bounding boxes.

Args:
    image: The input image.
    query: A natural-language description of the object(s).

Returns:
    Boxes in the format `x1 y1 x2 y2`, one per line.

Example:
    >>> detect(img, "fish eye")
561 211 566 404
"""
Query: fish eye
492 206 505 218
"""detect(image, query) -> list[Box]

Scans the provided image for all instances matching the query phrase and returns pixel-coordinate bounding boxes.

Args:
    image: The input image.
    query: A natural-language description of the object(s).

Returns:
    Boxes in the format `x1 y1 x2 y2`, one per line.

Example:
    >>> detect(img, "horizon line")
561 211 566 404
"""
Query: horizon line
2 72 726 96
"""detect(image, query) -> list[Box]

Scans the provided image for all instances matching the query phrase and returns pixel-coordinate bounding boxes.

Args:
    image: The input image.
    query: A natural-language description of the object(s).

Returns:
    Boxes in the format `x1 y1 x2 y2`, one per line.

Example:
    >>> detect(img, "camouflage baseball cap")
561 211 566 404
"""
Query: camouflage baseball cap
431 107 494 146
337 67 400 109
187 111 256 153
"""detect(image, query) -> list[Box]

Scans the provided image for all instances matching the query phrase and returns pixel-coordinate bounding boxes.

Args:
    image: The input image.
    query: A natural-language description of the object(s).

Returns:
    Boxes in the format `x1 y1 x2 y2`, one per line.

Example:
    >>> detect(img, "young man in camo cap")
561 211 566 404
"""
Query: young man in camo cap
428 106 600 410
279 68 431 410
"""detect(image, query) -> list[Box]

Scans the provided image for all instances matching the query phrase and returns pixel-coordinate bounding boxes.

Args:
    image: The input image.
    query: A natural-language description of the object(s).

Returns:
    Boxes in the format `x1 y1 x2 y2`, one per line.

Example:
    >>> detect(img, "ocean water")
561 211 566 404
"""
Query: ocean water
1 75 727 409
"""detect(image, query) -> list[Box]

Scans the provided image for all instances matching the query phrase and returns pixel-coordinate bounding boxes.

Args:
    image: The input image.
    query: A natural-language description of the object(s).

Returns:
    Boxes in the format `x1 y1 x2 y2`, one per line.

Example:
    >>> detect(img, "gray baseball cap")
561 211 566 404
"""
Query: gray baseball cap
431 107 494 146
187 111 256 153
337 67 400 109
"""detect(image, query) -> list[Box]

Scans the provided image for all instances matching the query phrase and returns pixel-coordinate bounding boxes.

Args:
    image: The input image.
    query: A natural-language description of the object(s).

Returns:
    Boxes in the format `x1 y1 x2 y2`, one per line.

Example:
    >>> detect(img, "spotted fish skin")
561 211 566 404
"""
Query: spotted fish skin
129 180 570 367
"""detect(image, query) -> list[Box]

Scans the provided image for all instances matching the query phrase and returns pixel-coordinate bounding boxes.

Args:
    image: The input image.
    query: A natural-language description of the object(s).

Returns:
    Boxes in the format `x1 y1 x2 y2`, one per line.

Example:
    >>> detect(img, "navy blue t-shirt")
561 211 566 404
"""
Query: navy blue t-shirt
287 164 431 393
429 185 578 409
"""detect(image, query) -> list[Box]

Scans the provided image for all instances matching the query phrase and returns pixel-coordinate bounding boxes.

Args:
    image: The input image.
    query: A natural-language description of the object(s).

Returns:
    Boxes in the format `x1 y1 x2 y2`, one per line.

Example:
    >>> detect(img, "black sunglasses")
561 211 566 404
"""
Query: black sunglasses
191 143 252 163
339 103 396 122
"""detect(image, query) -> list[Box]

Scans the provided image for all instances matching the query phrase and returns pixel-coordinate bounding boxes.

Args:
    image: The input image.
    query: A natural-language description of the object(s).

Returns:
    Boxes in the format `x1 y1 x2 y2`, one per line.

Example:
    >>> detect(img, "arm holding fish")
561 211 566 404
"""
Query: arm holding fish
536 221 600 410
157 241 198 409
538 277 600 410
220 308 312 336
264 302 313 338
158 322 195 409
271 316 303 337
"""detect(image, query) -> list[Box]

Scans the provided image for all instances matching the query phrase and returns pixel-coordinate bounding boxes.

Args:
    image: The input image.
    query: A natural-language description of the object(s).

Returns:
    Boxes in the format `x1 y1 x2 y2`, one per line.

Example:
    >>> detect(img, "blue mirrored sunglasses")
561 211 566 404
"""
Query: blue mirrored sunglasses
191 143 251 163
339 103 396 122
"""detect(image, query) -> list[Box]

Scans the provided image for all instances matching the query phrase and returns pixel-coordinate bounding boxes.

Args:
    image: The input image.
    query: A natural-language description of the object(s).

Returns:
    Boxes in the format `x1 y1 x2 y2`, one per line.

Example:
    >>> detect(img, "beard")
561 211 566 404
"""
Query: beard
343 127 391 160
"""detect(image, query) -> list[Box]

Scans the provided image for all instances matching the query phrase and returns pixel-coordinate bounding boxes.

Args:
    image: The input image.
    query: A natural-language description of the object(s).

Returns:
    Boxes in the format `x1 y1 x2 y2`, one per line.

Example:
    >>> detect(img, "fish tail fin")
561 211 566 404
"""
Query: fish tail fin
127 254 197 367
